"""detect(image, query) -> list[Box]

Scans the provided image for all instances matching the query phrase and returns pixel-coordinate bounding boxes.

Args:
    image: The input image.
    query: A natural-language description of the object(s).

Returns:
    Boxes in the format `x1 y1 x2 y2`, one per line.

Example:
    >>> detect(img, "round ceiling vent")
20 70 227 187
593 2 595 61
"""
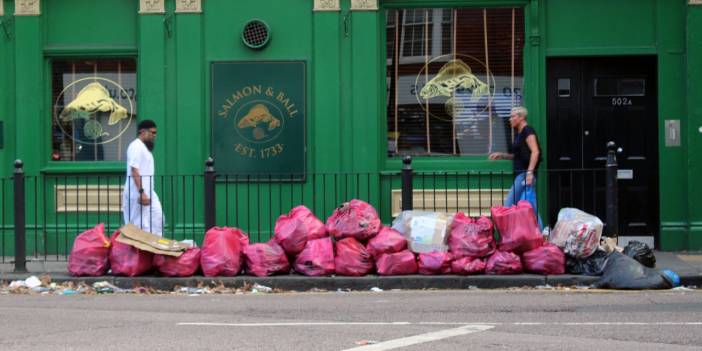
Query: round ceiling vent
242 19 270 49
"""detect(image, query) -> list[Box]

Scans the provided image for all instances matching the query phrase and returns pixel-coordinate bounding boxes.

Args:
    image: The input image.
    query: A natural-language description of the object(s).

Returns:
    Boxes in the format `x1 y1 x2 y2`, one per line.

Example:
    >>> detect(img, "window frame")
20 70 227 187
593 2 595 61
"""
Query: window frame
382 3 529 168
43 52 138 174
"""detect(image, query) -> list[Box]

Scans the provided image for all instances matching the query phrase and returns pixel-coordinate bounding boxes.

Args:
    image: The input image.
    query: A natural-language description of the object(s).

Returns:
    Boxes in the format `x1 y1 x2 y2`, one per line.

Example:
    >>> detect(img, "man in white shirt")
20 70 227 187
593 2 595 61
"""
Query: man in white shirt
122 119 164 235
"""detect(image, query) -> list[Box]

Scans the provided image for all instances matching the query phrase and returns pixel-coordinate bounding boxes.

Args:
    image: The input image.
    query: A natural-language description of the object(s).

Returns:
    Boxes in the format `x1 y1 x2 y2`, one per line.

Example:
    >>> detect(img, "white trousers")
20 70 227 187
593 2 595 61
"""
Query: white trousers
122 191 164 236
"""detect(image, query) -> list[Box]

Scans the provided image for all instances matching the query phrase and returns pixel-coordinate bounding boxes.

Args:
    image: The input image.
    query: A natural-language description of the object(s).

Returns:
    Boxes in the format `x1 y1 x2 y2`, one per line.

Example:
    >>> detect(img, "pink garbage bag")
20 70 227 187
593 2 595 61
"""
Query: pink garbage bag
376 250 417 276
200 227 244 277
294 237 335 276
274 205 326 255
335 237 374 276
485 251 523 275
366 226 407 259
243 241 290 277
153 248 201 277
417 251 452 275
491 201 544 254
451 257 486 275
109 231 153 277
68 223 111 277
326 199 381 241
448 213 495 258
522 243 566 275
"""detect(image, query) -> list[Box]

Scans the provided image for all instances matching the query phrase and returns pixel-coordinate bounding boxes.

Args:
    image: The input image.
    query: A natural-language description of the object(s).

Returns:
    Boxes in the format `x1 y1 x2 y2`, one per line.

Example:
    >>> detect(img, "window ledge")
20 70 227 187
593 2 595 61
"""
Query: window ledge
42 162 125 174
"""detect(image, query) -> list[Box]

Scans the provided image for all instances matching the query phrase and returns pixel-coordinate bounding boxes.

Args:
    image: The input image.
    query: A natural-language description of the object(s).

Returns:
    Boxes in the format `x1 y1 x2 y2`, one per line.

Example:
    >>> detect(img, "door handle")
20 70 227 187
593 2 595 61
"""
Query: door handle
559 157 572 161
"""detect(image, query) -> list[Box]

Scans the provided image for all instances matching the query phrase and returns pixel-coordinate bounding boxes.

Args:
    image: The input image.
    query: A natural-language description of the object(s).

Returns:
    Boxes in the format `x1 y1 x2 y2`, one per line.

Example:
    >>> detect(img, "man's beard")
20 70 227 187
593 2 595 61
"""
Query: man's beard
144 140 155 151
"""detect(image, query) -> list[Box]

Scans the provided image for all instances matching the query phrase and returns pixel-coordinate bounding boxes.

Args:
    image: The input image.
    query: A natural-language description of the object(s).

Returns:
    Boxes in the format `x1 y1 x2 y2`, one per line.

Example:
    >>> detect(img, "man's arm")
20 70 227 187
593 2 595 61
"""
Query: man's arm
131 166 151 205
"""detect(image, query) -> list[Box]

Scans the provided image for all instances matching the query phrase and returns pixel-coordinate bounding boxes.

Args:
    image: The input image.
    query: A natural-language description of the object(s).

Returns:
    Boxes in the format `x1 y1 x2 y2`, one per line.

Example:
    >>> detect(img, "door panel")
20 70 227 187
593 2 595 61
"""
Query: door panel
547 56 659 239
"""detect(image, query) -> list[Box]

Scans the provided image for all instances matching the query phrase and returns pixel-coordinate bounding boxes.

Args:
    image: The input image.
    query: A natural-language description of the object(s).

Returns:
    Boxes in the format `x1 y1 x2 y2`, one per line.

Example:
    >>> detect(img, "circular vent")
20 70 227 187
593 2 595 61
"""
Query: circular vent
242 20 270 49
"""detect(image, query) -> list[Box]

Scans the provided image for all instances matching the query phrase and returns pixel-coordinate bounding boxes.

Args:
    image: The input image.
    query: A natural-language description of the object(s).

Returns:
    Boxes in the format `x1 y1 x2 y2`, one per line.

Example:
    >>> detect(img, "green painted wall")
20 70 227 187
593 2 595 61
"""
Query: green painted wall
2 0 700 251
687 5 702 249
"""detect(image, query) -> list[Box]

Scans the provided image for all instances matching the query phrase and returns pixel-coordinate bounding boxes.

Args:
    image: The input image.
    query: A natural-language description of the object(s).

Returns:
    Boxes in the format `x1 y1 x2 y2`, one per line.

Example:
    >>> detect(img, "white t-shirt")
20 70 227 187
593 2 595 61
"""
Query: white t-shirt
125 138 155 197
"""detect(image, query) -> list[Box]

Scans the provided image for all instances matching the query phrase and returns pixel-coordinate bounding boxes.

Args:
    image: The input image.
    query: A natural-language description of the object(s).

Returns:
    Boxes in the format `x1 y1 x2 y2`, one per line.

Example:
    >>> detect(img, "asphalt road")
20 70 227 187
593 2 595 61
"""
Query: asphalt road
1 289 701 350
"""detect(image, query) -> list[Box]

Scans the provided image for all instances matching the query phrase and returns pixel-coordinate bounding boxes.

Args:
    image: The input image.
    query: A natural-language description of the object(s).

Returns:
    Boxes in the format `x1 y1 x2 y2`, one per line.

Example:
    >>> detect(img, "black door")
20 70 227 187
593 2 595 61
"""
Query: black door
546 56 659 242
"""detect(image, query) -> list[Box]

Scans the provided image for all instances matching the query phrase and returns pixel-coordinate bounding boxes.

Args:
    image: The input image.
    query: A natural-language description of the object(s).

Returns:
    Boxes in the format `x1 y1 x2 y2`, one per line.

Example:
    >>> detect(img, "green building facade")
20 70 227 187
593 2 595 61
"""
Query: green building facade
0 0 700 252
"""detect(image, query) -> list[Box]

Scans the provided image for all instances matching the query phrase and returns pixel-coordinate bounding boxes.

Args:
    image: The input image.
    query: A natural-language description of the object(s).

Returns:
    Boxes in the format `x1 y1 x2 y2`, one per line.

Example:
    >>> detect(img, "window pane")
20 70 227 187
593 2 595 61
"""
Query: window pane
386 8 525 156
51 59 137 161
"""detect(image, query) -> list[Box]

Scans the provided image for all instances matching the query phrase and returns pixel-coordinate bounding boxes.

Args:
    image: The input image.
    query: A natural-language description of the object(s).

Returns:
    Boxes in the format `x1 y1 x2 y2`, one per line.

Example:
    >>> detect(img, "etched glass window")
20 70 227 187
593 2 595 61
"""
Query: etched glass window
386 8 524 156
51 59 137 161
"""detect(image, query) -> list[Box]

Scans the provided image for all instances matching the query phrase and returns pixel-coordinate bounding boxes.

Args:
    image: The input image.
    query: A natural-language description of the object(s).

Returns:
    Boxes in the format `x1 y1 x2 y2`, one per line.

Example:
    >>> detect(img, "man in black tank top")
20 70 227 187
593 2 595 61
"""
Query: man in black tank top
488 107 543 228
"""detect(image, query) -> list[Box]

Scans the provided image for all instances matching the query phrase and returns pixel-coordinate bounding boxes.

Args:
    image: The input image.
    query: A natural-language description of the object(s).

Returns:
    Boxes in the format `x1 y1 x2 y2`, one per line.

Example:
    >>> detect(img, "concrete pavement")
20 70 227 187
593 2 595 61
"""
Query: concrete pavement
1 252 701 291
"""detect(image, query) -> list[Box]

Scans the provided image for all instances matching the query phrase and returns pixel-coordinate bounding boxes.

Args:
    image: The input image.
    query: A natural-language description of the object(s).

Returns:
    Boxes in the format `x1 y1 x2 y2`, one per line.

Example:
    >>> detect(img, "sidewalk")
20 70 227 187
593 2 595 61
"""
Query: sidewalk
1 252 701 291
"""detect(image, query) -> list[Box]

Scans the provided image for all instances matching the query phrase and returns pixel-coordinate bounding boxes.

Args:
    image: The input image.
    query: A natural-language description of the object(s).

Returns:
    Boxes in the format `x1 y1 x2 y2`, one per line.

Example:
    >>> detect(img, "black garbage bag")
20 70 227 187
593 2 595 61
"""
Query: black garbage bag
594 252 679 290
566 249 609 276
622 240 656 268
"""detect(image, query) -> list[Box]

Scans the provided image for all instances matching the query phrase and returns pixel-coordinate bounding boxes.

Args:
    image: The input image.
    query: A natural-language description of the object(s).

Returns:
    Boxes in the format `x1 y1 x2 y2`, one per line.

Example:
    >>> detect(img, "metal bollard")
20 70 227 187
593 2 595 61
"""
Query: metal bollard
605 142 619 239
13 160 26 273
401 155 413 211
204 157 216 231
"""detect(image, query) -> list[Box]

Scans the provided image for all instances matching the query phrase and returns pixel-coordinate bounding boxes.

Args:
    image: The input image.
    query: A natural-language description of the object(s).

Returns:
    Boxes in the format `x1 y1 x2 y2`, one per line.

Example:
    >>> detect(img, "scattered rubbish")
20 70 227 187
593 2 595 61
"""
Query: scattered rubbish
24 276 42 289
9 280 26 289
251 283 273 293
354 340 379 346
672 286 695 291
370 287 383 292
92 281 126 294
178 287 210 295
336 288 351 293
61 289 78 296
535 284 554 290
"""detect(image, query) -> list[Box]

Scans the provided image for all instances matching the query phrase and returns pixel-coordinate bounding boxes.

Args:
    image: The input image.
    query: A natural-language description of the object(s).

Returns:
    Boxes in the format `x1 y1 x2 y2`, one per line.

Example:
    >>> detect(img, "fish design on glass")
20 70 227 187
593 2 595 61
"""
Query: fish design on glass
419 59 489 118
59 82 129 132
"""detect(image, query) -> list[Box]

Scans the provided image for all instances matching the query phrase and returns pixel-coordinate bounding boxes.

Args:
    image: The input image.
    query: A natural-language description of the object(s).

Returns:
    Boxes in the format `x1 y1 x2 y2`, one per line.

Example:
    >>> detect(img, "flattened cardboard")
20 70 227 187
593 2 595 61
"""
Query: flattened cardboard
118 224 188 255
115 234 184 257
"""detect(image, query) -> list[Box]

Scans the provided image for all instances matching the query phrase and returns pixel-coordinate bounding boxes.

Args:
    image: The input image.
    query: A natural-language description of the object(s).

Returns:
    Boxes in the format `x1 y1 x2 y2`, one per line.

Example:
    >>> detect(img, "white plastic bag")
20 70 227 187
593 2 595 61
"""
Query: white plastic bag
392 211 452 253
549 208 603 258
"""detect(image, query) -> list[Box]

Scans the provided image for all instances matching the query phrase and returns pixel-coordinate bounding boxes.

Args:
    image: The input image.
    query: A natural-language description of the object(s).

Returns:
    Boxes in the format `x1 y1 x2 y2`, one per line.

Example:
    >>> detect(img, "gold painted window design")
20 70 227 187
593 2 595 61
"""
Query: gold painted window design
51 59 137 161
386 8 525 156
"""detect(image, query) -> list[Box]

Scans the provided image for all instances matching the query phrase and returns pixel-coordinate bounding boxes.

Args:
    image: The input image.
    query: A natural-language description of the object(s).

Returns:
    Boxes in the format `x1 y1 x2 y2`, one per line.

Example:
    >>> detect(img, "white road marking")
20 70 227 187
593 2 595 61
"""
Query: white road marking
178 321 702 327
339 324 494 351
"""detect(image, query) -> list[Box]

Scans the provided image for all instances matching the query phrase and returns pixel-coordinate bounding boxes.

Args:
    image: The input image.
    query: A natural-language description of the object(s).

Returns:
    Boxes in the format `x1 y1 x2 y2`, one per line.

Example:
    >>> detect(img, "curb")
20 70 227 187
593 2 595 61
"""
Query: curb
0 273 603 291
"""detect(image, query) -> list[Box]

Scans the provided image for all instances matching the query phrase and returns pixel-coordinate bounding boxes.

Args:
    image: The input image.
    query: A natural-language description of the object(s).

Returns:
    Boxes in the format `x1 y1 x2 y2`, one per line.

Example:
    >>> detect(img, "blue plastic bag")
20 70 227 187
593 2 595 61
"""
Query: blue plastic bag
520 185 543 230
520 185 537 211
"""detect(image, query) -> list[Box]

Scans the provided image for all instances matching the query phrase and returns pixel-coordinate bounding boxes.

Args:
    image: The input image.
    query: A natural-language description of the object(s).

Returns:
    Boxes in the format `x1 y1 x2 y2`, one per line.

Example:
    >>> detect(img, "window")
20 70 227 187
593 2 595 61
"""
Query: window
386 8 525 156
51 59 137 161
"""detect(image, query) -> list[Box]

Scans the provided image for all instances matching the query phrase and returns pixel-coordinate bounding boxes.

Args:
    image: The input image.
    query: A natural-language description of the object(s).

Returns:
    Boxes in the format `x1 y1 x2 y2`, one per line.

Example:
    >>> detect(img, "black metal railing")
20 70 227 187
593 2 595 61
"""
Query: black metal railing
3 142 620 271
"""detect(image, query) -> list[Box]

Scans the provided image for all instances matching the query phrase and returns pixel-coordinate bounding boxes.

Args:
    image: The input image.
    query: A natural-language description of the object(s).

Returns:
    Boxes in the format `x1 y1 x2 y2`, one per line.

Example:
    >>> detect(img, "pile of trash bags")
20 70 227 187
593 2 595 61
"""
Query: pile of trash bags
66 199 679 289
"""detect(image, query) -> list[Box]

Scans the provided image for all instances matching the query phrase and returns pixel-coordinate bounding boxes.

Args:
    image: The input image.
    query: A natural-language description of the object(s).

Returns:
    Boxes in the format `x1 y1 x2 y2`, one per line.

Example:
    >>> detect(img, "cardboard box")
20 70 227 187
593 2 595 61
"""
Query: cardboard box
117 224 188 257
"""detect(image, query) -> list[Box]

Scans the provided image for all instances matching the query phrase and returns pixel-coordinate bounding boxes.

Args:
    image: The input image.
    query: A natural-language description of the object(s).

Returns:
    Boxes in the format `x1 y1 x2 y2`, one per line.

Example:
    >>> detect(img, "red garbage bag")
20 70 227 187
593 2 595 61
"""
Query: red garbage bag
366 226 407 259
451 257 486 275
326 199 381 241
491 201 544 254
294 237 335 276
243 241 290 277
68 223 111 276
522 243 566 275
418 251 452 275
200 227 244 277
274 205 326 255
376 250 417 276
335 237 374 276
109 231 153 277
153 248 201 277
449 213 495 258
485 251 523 275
